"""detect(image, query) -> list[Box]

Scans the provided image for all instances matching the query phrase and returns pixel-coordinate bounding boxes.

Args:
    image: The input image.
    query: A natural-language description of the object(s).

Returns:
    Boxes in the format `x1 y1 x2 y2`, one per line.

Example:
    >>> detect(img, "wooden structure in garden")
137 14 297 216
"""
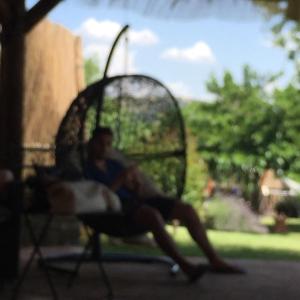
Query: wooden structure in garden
259 169 288 214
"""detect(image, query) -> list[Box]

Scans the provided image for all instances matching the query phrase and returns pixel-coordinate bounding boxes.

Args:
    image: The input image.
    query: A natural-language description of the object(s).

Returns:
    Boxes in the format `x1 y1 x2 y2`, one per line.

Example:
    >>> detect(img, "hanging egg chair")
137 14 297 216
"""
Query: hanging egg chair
55 25 187 198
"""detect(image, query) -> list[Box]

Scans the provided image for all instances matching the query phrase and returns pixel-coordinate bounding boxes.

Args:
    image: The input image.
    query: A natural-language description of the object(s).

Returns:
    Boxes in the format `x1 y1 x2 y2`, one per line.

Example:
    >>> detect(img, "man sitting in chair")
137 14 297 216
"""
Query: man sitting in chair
84 127 244 282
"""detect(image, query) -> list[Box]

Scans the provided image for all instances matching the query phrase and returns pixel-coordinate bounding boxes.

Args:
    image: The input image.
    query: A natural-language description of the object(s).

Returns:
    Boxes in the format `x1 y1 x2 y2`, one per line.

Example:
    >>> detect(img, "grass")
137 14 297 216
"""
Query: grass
100 218 300 261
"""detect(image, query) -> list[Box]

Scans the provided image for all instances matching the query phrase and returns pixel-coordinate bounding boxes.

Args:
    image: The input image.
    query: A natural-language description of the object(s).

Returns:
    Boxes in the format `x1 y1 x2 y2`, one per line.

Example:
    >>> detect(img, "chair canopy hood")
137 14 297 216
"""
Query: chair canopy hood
56 74 187 198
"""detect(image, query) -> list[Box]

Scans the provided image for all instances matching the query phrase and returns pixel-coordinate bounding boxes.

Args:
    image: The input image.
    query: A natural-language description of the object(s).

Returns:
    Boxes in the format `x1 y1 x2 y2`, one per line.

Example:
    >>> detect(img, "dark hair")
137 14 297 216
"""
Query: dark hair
87 127 113 160
91 127 113 140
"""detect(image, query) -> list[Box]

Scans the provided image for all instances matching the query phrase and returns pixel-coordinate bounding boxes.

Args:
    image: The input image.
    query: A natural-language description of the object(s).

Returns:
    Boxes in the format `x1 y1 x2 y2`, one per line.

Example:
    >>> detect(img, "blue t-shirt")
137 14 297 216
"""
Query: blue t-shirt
84 159 134 200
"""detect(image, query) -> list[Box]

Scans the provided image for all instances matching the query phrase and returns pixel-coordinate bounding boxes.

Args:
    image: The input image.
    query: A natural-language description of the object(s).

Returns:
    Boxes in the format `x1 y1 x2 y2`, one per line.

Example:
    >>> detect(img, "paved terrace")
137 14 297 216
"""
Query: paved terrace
1 247 300 300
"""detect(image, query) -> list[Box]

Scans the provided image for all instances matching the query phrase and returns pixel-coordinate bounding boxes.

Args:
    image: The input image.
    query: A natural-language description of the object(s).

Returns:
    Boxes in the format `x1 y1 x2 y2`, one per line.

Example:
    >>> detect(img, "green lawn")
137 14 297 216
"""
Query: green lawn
101 218 300 261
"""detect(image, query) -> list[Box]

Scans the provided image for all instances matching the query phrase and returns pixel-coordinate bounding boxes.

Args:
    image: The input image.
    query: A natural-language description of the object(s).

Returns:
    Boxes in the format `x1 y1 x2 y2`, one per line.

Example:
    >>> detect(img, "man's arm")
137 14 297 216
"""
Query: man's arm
110 165 138 192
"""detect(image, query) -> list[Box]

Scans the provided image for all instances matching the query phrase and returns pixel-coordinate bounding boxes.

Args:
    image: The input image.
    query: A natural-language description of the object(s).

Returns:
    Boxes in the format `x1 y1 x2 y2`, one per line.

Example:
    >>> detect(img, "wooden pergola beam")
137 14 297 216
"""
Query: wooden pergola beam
24 0 62 33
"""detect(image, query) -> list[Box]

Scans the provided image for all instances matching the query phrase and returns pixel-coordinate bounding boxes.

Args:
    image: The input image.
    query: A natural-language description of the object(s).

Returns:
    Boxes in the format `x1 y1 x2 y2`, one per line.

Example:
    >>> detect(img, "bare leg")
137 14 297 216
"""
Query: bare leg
133 205 206 279
171 202 244 272
171 202 220 264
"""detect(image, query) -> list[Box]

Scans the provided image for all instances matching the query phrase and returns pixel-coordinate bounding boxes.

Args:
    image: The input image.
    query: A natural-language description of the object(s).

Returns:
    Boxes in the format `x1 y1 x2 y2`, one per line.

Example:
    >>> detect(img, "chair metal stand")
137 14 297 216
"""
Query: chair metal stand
41 227 179 299
66 227 114 299
11 214 59 300
37 225 114 299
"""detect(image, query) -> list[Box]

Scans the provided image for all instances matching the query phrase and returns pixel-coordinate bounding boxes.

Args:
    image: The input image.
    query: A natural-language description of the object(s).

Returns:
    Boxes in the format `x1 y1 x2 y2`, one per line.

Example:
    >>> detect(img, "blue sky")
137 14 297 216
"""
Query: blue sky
27 1 294 100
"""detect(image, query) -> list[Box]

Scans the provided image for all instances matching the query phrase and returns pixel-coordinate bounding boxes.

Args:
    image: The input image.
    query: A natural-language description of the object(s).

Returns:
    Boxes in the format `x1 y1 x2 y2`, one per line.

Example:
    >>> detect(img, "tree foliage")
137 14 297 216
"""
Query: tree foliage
84 55 102 85
270 20 300 85
183 131 208 206
272 85 300 180
183 65 300 209
252 0 300 23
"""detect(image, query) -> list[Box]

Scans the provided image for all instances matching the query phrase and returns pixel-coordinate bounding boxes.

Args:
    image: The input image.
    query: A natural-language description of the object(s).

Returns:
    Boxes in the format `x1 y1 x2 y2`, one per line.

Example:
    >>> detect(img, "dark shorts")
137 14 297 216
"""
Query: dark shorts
79 195 177 237
121 195 177 221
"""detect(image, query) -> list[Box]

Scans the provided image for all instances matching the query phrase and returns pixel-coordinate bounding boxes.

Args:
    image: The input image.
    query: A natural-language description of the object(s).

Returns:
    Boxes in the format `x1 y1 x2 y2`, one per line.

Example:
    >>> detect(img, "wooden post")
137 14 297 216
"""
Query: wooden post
0 0 25 180
0 0 61 178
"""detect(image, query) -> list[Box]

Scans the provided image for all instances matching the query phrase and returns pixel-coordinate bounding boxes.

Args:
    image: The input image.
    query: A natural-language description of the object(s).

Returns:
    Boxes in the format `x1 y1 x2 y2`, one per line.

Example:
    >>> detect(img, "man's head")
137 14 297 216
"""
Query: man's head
88 127 114 160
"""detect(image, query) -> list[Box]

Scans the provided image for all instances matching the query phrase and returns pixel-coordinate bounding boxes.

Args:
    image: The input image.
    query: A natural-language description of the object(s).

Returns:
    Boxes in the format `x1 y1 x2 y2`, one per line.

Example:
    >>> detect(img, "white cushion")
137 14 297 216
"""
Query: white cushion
47 180 121 215
69 181 121 213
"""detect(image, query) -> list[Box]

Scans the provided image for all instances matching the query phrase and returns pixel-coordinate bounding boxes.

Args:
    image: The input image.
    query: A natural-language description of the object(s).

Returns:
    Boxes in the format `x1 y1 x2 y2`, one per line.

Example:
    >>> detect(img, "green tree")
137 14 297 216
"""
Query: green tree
270 20 300 85
183 65 288 210
273 84 300 180
84 55 102 85
261 4 300 182
183 130 208 207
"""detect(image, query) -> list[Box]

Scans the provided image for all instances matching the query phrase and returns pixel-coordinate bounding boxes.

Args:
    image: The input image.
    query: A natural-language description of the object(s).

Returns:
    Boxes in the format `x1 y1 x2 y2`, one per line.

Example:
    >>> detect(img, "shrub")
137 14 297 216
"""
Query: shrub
204 196 268 233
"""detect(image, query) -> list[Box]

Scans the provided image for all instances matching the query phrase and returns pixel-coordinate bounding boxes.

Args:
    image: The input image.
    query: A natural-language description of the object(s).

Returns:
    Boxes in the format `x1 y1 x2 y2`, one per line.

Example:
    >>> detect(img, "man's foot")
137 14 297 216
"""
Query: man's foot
210 259 245 274
186 264 209 283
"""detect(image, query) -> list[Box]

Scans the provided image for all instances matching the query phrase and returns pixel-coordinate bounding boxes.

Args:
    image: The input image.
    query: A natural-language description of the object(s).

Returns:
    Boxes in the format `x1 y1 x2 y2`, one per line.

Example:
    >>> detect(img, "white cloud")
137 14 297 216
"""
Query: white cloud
130 29 159 46
161 41 215 63
76 18 159 76
166 81 194 101
77 19 121 42
84 43 137 75
167 81 218 102
77 18 159 46
261 36 274 49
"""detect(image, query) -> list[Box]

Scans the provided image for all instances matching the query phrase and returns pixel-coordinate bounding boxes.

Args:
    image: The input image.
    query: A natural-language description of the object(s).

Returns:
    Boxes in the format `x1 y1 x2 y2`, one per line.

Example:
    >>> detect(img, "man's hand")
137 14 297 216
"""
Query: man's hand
123 164 138 179
122 164 143 193
110 164 140 192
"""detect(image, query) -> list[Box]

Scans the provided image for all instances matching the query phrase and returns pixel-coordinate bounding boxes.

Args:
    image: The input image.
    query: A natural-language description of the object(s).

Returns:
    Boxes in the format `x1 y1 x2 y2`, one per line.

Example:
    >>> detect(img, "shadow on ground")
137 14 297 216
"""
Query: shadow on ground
1 250 300 300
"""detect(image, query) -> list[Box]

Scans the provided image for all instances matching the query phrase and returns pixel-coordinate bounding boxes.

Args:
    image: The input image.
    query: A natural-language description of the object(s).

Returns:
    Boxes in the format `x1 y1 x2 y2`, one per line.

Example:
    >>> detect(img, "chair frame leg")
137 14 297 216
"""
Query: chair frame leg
66 226 114 299
92 232 114 299
11 214 59 300
67 230 93 288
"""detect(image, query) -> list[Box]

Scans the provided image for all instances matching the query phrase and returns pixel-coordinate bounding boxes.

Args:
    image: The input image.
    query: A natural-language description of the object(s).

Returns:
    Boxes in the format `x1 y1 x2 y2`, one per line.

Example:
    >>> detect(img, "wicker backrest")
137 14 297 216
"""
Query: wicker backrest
55 74 186 198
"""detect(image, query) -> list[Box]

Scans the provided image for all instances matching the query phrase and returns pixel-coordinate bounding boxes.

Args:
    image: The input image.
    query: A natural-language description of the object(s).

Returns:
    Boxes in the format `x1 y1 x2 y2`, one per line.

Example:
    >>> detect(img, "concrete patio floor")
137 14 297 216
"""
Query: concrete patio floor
1 248 300 300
